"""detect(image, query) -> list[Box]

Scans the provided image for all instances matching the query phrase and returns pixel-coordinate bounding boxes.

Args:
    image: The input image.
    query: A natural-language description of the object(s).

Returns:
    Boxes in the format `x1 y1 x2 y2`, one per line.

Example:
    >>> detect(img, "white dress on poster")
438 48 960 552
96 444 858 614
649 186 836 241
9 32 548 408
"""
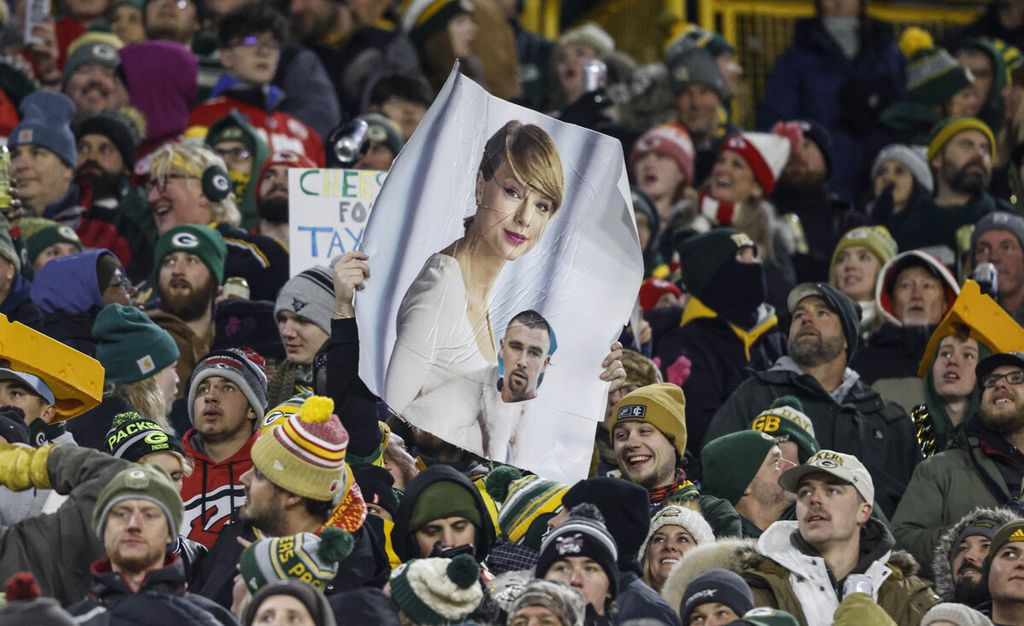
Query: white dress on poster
385 253 494 413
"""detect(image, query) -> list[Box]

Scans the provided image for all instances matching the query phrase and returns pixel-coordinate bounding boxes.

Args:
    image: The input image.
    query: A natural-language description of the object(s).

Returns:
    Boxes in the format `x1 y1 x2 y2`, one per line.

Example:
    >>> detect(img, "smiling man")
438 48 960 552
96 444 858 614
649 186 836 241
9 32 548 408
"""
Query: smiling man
179 348 268 548
738 450 939 624
894 351 1024 577
149 225 227 398
705 282 918 518
931 507 1017 605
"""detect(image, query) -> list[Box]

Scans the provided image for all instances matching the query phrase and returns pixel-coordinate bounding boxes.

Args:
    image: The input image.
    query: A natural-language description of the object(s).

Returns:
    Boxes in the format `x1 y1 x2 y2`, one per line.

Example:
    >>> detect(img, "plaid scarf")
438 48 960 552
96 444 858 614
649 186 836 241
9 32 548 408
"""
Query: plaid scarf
647 468 696 507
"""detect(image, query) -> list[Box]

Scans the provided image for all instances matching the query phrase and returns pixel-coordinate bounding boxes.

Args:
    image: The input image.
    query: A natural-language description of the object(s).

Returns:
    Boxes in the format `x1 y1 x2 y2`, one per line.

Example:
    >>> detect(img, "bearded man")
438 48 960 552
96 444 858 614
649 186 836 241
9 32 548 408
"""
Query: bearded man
148 225 227 398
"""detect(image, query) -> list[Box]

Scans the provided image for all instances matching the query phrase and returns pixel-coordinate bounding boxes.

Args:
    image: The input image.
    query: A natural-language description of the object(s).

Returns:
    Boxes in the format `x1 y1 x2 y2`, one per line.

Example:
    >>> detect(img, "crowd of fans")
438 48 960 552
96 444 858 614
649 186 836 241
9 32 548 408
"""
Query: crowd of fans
5 0 1024 624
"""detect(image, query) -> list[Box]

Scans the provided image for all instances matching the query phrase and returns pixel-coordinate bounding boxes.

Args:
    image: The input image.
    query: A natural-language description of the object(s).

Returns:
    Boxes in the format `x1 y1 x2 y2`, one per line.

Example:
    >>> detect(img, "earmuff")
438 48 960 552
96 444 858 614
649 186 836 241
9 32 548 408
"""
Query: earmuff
201 165 231 202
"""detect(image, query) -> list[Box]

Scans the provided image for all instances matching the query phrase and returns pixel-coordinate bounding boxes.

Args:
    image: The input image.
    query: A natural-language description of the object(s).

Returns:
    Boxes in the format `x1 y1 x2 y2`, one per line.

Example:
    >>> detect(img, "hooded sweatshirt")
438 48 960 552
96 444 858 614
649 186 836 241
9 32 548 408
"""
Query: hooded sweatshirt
390 464 496 563
180 429 254 548
119 41 198 158
203 112 270 230
912 339 992 458
30 249 116 356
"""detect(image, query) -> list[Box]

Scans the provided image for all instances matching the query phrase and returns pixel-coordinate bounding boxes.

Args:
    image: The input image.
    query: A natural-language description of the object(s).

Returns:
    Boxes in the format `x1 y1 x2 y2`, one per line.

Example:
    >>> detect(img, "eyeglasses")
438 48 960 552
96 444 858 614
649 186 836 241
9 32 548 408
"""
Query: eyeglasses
982 370 1024 389
215 147 252 163
145 173 195 194
231 35 281 54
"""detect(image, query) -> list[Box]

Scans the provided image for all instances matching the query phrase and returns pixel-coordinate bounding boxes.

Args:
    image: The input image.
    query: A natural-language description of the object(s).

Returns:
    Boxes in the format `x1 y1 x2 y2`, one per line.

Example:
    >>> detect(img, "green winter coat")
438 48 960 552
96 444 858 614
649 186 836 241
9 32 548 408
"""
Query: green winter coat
703 363 920 518
891 430 1008 579
0 445 131 605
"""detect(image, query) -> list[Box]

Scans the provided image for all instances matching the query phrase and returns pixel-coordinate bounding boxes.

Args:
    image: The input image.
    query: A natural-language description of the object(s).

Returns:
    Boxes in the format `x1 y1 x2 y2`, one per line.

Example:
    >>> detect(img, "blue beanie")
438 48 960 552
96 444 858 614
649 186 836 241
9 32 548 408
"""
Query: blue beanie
10 92 77 168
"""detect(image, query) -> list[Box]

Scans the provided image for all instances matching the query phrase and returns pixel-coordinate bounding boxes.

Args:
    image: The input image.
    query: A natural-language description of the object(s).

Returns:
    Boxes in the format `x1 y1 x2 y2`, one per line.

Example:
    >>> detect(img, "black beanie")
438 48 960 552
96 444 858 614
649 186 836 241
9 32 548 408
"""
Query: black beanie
681 568 754 622
795 119 833 176
561 477 649 573
75 112 138 170
352 464 400 517
535 504 620 598
105 411 183 462
676 228 754 296
787 282 862 361
701 256 767 327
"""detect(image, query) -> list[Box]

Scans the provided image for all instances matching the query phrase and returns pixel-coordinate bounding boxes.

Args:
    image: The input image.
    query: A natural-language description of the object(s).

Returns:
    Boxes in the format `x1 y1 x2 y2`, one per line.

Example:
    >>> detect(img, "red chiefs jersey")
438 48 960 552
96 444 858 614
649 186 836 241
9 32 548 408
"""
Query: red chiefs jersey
180 430 255 548
188 97 325 166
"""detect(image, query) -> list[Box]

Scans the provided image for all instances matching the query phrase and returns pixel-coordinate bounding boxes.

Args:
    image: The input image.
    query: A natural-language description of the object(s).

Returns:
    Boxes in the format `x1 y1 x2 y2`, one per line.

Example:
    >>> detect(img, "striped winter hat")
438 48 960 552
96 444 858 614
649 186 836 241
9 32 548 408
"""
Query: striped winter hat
498 475 569 544
239 527 354 593
251 395 351 502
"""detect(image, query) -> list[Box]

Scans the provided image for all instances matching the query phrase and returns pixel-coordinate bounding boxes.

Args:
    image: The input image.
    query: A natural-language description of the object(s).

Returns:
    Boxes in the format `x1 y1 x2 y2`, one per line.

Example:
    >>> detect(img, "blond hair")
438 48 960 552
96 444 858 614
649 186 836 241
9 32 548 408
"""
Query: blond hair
479 121 564 213
107 377 175 436
149 140 241 227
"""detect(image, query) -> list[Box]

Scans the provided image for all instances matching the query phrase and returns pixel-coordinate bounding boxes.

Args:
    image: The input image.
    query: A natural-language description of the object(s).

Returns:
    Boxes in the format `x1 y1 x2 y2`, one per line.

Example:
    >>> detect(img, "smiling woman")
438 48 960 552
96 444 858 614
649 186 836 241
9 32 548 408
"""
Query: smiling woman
385 120 564 414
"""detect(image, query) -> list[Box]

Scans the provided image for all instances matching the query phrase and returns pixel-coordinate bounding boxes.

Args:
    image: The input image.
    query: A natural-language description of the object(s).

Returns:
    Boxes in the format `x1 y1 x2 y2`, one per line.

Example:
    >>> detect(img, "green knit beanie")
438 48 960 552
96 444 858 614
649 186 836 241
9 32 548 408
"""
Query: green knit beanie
700 431 777 505
93 304 180 384
93 463 183 541
239 527 354 593
409 481 482 532
20 217 82 267
389 554 483 625
153 224 227 285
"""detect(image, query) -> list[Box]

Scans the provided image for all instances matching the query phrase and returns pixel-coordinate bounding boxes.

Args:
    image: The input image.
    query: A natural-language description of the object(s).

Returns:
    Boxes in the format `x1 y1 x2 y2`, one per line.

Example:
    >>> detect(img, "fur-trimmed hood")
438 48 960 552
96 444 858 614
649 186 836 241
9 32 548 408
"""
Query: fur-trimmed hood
932 506 1020 601
660 538 757 614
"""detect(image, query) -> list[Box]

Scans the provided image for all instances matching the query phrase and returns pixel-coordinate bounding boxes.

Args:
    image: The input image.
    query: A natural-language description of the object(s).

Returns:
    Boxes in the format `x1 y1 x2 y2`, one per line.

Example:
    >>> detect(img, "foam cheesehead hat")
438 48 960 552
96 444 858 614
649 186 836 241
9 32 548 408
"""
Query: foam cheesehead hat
719 132 791 197
609 382 687 456
153 224 227 286
93 463 183 541
778 449 874 504
239 527 354 593
927 116 996 162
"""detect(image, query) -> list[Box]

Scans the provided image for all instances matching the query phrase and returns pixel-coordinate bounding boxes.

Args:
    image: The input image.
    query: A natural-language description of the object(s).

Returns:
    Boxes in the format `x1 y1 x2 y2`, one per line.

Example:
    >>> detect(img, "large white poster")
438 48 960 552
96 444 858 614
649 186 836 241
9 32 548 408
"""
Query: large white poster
356 67 642 482
289 168 385 276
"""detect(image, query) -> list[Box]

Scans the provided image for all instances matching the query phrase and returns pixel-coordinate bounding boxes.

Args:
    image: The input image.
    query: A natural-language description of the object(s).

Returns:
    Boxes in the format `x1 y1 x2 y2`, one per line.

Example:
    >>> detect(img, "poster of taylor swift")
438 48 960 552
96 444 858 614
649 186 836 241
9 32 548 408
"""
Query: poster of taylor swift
356 65 642 482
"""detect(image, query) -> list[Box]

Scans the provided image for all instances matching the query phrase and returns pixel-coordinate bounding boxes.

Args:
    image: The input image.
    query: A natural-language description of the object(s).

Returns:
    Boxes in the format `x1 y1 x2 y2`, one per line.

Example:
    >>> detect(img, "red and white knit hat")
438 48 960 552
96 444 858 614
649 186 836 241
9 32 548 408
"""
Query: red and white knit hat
629 124 696 184
252 395 351 502
719 132 791 196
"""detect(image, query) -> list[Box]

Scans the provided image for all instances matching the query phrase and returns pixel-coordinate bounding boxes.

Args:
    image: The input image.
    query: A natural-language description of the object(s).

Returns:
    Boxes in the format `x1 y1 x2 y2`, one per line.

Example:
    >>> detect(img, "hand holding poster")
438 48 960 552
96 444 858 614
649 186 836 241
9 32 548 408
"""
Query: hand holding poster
356 66 643 482
288 168 385 276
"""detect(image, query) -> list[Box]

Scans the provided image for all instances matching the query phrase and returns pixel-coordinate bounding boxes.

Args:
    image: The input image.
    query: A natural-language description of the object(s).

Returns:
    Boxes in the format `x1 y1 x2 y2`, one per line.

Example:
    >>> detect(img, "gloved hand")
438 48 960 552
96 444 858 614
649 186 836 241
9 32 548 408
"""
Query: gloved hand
0 406 29 445
0 443 53 490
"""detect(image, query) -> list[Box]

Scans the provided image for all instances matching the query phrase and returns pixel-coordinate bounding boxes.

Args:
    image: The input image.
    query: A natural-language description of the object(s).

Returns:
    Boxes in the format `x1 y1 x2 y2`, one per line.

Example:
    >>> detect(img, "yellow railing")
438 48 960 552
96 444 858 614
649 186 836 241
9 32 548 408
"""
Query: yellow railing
697 1 984 127
522 0 987 127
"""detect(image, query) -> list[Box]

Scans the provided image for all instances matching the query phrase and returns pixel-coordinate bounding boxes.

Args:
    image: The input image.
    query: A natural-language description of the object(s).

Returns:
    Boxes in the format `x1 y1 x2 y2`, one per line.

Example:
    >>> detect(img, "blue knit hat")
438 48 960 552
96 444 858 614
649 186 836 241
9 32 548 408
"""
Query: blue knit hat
10 92 77 168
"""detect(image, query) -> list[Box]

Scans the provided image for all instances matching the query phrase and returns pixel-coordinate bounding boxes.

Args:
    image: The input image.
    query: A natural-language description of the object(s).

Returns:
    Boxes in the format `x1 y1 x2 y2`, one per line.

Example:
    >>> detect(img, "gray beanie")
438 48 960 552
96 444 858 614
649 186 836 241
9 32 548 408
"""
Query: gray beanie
971 211 1024 259
665 44 726 99
921 602 993 626
508 579 586 626
274 266 335 336
871 144 933 194
10 92 77 168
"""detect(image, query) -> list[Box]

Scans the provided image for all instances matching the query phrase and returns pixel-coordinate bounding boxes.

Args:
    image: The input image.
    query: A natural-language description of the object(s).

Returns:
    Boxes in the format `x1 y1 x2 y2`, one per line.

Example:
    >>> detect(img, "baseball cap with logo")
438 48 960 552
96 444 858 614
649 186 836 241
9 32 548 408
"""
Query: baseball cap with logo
0 368 56 405
152 224 228 285
609 382 687 455
778 449 874 504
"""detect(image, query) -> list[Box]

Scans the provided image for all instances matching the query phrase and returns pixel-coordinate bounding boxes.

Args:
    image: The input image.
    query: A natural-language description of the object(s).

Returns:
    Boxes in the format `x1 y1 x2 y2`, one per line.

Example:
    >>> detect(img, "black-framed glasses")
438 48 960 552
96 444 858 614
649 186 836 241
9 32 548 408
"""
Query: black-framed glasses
983 370 1024 389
